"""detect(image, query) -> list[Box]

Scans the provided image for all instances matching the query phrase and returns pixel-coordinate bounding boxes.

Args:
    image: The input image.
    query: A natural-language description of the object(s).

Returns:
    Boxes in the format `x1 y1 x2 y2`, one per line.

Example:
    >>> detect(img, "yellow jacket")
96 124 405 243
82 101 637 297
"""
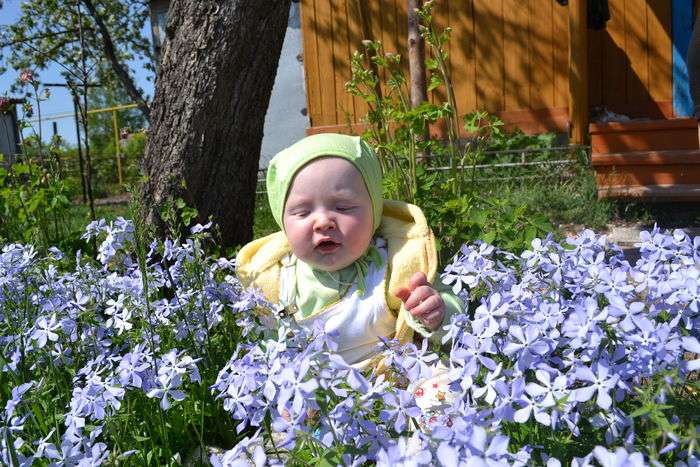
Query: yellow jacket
236 199 440 345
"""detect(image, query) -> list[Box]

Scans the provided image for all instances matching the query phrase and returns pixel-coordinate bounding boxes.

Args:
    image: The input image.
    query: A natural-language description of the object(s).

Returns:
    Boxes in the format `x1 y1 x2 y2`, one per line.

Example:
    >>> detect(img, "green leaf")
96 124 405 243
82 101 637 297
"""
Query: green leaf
12 163 30 175
425 57 439 70
482 230 496 244
468 209 487 225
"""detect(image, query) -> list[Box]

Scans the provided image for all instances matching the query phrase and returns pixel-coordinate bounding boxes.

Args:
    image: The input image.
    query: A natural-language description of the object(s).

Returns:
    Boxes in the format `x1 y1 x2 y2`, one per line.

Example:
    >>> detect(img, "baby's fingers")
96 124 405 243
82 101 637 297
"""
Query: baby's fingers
422 309 444 330
408 271 430 291
408 294 442 318
394 287 411 304
404 285 435 310
411 297 445 330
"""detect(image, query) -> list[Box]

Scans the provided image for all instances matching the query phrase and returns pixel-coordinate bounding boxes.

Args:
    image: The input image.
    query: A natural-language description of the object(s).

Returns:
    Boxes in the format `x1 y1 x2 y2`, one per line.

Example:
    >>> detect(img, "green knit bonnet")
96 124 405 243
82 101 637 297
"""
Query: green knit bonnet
266 133 383 232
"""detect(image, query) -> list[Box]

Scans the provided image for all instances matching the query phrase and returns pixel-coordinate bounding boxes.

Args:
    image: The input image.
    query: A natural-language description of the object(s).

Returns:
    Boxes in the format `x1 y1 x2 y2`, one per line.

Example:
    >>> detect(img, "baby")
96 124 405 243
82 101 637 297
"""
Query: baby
236 133 462 368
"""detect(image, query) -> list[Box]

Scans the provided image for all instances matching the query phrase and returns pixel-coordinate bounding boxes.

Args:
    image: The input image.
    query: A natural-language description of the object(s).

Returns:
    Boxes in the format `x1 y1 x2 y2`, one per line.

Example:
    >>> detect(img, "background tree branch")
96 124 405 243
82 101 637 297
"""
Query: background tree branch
80 0 150 120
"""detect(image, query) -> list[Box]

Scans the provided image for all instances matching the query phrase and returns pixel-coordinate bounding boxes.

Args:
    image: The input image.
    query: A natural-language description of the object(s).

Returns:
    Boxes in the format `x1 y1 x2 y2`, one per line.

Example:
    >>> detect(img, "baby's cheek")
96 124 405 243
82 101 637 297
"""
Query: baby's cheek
284 222 311 254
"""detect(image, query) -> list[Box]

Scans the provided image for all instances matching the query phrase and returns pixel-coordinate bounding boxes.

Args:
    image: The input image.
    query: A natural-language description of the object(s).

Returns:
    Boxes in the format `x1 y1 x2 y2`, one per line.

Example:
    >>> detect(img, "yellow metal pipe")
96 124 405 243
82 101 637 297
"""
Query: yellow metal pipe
86 103 138 115
112 110 123 185
28 103 139 123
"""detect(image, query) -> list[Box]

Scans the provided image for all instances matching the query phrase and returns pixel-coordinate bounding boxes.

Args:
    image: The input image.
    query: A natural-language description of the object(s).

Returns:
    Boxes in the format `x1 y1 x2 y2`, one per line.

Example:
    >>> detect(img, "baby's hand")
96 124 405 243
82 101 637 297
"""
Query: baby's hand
394 272 445 331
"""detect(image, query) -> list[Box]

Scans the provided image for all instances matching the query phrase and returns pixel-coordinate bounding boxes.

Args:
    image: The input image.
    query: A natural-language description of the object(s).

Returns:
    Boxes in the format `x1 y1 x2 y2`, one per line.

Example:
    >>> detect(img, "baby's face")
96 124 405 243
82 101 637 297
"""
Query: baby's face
283 157 374 271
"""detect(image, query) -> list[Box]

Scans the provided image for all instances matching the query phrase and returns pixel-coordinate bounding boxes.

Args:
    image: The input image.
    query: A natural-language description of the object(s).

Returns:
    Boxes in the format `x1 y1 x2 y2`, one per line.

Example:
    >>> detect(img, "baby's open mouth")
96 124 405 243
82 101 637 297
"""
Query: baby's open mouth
315 239 340 253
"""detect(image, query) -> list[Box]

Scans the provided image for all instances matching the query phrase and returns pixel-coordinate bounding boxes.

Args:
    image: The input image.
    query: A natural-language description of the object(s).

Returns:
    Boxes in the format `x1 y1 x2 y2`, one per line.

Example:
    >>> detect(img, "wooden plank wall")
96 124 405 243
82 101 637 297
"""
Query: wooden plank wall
589 0 673 119
300 0 674 135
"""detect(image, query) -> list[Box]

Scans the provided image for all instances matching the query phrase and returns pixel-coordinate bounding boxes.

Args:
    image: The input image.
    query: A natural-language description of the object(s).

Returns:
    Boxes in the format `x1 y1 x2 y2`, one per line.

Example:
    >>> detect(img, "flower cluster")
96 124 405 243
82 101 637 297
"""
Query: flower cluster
0 220 265 465
2 220 699 466
210 323 528 466
19 68 35 84
210 227 700 466
436 228 700 464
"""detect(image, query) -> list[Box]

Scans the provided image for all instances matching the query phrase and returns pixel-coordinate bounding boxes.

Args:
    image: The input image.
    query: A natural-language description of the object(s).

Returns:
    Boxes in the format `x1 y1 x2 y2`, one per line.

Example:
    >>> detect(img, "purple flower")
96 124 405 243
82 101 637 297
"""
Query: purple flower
104 294 133 335
591 408 632 445
380 389 422 433
592 446 645 467
190 222 213 234
77 441 110 466
6 217 700 466
474 292 510 333
513 390 552 426
436 441 461 467
493 377 525 422
390 339 438 382
31 314 60 348
525 369 569 408
573 362 620 410
464 426 511 462
69 377 125 421
275 357 319 417
606 297 645 332
147 374 186 410
376 433 432 466
5 381 33 419
472 364 504 405
116 346 151 388
502 325 552 370
210 429 266 467
682 336 700 371
33 429 61 461
449 330 497 383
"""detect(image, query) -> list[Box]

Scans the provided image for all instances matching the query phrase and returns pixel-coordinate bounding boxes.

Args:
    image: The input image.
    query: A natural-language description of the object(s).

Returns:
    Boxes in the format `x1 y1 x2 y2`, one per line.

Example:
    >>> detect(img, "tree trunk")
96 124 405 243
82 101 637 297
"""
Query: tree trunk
141 0 291 247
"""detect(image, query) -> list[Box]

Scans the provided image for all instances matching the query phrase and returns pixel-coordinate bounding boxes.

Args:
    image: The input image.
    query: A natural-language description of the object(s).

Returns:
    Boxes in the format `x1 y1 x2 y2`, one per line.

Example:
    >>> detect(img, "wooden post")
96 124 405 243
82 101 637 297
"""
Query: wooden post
568 0 588 145
408 0 429 163
408 0 427 108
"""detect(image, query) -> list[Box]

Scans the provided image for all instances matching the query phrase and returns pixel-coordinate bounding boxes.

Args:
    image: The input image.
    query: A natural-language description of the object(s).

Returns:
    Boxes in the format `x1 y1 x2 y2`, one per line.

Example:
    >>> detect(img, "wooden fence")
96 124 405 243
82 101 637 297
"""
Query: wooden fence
300 0 675 135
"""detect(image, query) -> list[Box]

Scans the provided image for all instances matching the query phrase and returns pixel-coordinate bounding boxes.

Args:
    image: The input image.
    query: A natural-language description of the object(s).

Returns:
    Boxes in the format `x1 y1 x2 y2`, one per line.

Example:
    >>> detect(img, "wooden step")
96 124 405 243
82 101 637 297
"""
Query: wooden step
593 149 700 195
590 118 698 153
591 149 700 166
597 184 700 200
594 165 700 188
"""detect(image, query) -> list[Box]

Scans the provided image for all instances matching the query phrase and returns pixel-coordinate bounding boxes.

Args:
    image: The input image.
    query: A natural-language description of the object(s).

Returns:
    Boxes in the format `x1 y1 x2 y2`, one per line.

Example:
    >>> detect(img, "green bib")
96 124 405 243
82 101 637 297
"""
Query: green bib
293 244 384 317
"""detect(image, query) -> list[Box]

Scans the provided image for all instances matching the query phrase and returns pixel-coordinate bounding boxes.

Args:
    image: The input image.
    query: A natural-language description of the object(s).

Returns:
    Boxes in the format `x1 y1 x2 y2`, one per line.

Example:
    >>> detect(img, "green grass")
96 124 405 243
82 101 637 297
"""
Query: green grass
30 161 700 261
68 203 131 226
444 147 700 235
253 193 279 239
498 168 614 231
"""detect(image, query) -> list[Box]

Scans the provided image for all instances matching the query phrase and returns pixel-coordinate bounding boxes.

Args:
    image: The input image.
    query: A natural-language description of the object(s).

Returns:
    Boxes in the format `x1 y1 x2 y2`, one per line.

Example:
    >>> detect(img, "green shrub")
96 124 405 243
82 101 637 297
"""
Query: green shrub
347 2 553 261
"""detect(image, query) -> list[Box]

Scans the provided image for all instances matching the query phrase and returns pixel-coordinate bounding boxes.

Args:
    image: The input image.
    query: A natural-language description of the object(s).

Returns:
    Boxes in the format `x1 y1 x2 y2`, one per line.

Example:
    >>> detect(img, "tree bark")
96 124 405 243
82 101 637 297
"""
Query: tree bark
141 0 291 247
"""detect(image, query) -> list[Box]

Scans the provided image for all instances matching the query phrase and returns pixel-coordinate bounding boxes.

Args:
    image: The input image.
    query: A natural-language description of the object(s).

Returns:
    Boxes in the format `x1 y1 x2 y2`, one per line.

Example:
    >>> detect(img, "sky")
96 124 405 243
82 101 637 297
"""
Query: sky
1 1 309 167
0 0 155 146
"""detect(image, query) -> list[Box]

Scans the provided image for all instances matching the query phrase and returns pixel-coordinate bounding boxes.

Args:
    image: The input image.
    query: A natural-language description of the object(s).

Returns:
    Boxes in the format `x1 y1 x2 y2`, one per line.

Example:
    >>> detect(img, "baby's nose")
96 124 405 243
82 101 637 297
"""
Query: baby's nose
314 212 336 231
